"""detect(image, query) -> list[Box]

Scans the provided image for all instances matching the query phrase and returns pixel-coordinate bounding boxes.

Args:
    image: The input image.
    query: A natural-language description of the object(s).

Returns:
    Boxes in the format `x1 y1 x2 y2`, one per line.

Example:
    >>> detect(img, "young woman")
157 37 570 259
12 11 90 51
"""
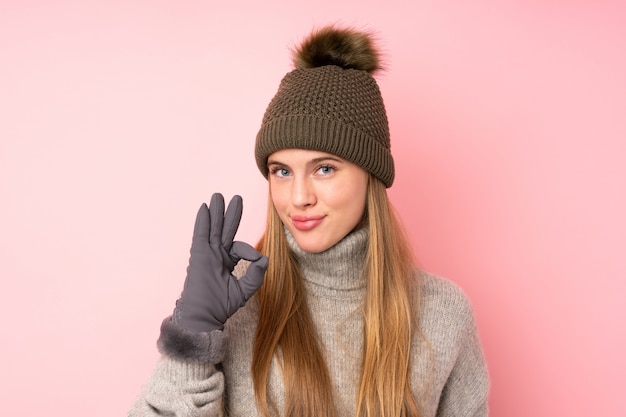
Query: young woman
130 26 489 417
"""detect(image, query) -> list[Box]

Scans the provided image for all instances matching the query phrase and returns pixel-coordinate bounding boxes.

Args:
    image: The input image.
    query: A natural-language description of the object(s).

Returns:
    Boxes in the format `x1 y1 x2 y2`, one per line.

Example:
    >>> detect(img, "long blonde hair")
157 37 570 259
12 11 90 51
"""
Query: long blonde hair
252 174 422 417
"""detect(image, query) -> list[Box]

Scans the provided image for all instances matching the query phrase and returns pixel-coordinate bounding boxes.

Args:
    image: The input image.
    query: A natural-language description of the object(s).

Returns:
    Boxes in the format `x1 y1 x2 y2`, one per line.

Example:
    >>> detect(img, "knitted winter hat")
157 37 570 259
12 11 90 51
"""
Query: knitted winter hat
255 26 394 187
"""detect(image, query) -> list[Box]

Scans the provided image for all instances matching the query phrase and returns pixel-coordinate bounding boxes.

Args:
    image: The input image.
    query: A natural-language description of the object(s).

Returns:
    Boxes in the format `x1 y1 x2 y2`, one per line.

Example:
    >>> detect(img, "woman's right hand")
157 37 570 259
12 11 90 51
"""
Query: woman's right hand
172 193 268 333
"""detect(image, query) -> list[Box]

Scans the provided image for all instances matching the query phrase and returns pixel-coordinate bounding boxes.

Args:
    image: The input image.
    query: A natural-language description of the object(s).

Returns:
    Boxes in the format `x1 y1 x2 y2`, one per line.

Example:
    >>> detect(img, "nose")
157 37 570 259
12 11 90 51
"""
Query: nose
291 175 316 208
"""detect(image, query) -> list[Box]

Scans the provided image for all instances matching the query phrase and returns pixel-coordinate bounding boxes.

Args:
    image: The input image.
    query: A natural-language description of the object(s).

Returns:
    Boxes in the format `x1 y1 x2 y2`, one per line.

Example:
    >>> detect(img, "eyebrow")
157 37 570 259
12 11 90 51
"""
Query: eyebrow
267 155 344 167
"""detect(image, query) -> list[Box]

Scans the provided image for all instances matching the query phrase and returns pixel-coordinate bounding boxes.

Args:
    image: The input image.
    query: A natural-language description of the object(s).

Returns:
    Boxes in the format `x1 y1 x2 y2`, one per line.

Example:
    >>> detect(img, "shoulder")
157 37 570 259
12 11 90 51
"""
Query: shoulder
419 272 474 316
415 273 490 415
415 271 479 347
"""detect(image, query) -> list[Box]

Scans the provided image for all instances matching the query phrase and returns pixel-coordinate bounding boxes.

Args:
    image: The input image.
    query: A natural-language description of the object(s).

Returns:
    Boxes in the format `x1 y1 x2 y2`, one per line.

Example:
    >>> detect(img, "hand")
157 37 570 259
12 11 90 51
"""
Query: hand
173 193 268 333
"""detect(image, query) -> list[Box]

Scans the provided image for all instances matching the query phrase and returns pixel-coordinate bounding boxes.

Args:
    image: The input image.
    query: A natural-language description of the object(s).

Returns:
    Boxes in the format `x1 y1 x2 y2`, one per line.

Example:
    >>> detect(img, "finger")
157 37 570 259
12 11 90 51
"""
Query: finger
222 195 243 248
237 256 268 301
208 193 225 244
229 241 265 263
192 203 210 243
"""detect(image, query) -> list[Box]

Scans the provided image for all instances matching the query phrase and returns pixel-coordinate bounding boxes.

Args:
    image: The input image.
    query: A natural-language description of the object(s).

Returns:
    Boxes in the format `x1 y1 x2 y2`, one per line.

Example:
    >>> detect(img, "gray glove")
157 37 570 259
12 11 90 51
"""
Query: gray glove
172 193 268 333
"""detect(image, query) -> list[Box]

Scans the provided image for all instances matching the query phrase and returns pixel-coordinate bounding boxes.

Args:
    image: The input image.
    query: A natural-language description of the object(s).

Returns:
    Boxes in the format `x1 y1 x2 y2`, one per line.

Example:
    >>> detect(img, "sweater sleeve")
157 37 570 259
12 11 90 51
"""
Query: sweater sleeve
129 260 252 416
128 318 228 417
128 358 224 417
435 303 490 417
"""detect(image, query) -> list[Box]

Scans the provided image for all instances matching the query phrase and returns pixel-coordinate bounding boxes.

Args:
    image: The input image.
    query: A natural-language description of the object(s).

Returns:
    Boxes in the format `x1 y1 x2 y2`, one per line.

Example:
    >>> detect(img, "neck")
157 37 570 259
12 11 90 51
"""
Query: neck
285 227 369 292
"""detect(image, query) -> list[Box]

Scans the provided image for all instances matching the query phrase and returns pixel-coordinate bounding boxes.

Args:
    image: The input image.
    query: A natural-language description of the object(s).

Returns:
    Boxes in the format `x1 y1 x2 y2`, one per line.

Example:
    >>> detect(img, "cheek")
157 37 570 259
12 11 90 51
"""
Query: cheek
349 191 367 222
269 182 290 219
330 181 367 220
350 177 369 221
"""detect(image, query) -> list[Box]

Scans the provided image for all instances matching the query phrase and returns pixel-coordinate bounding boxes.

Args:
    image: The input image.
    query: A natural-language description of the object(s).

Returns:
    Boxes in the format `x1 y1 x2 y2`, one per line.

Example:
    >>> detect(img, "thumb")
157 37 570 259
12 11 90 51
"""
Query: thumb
230 241 268 300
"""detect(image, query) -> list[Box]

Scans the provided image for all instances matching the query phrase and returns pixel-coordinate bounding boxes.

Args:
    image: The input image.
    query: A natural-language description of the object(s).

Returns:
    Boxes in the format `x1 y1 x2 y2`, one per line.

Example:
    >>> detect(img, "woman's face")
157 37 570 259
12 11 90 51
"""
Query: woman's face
268 148 369 253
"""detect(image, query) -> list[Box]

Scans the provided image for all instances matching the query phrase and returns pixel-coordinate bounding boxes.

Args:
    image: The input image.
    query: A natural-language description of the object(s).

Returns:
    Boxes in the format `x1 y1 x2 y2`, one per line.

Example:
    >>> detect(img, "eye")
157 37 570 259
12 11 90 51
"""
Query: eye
316 164 335 176
269 166 290 177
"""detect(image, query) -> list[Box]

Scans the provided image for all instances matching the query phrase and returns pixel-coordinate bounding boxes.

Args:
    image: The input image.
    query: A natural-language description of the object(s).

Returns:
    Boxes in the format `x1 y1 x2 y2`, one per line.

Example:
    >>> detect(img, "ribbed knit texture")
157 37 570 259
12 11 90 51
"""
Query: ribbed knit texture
255 65 395 187
130 229 489 416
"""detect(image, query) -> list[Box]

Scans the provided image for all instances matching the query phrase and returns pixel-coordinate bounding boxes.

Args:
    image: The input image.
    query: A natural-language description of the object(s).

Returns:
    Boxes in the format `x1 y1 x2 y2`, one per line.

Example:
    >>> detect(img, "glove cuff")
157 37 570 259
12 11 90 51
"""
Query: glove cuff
157 316 227 364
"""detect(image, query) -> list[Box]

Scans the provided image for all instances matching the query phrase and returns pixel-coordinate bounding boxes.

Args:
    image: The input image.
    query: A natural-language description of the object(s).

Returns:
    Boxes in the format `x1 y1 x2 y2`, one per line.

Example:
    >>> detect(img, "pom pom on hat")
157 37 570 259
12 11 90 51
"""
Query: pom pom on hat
292 26 382 74
255 25 395 187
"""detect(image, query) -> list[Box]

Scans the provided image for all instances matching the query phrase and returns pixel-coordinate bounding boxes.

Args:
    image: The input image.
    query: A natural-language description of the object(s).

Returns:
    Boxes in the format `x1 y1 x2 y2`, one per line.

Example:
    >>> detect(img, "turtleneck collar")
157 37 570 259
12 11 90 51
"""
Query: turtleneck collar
285 227 369 292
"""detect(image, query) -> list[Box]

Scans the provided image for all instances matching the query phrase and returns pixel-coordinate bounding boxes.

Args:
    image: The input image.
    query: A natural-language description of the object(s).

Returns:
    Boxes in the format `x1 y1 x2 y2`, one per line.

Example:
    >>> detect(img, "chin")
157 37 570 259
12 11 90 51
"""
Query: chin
292 235 333 254
295 241 328 254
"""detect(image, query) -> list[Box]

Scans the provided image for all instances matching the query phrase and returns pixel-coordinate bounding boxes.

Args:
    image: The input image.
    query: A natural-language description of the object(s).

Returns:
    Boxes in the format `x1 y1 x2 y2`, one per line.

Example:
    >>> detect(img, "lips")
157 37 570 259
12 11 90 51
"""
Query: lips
291 214 324 231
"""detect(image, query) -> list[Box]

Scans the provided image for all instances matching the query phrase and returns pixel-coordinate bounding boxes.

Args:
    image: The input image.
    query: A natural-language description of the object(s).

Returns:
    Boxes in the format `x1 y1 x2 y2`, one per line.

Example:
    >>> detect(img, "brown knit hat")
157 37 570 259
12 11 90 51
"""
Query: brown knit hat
255 26 394 187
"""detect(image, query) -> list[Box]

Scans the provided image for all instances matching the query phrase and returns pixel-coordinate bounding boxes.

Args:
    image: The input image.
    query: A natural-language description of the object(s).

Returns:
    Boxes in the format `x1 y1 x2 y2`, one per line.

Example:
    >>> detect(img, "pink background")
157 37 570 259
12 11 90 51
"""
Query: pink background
1 1 625 416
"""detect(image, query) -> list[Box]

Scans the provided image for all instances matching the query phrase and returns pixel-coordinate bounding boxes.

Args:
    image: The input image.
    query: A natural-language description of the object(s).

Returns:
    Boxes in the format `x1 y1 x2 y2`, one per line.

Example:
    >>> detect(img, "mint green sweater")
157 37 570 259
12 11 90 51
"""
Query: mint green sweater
130 229 489 416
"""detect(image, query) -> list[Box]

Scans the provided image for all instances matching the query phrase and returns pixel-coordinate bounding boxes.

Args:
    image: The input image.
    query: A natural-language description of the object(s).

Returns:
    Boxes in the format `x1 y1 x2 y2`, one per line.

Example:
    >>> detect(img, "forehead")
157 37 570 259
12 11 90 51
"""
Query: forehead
267 148 344 164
